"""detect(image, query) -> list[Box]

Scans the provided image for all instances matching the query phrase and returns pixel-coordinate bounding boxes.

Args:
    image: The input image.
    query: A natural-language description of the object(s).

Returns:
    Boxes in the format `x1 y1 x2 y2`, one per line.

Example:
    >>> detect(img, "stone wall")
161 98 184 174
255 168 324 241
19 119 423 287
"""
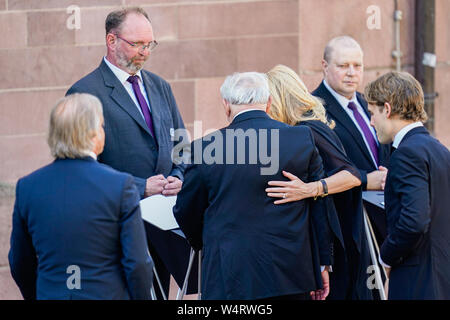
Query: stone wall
0 0 448 299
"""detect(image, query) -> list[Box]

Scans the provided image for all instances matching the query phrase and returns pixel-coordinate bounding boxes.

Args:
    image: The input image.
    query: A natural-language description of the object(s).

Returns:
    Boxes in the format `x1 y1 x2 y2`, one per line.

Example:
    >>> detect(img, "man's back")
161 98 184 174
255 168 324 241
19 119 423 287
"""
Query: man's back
9 157 153 300
383 127 450 299
175 111 329 299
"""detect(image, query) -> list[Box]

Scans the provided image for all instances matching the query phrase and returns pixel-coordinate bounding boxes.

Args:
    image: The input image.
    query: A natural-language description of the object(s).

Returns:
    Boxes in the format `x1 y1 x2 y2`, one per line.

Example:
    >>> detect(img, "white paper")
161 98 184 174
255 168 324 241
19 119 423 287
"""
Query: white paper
139 195 179 231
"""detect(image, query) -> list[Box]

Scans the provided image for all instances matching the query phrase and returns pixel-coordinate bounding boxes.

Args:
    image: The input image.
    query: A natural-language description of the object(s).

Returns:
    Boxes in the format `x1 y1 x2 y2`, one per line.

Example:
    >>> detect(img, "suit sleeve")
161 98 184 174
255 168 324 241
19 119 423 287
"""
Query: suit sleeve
380 148 431 267
8 179 38 300
358 169 368 191
307 122 361 181
306 130 333 266
173 159 209 251
163 81 188 181
119 175 154 299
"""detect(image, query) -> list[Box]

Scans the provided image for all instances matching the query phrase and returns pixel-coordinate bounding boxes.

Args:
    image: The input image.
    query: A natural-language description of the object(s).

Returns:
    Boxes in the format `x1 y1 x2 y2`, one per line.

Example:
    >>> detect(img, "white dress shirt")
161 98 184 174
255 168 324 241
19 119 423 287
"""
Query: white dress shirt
323 80 379 167
103 56 152 119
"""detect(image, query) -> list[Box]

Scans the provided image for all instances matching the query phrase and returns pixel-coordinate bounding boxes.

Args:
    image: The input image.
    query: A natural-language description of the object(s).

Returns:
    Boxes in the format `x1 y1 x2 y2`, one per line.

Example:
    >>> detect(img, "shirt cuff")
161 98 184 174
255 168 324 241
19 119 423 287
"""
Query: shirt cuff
378 256 391 269
321 265 332 272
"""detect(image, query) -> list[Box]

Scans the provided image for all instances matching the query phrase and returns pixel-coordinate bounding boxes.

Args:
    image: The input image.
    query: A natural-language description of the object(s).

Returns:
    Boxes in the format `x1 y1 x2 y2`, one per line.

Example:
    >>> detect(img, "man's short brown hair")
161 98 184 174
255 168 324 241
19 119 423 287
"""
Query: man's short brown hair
105 7 150 35
364 71 428 122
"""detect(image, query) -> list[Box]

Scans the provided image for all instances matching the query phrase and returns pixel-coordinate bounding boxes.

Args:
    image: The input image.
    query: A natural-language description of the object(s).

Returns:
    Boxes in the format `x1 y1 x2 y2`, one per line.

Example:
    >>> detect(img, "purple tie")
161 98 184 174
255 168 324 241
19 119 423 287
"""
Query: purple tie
127 75 155 137
348 102 379 166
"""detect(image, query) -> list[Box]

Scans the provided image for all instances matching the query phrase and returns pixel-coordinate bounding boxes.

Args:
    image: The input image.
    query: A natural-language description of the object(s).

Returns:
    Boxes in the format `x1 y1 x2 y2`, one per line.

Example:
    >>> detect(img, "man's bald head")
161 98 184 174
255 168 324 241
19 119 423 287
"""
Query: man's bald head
323 36 363 63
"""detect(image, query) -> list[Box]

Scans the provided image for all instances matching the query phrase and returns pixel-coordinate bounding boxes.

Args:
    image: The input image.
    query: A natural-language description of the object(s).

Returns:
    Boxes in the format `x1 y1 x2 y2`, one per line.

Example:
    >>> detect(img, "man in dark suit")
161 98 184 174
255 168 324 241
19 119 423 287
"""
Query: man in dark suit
365 71 450 300
66 7 191 298
312 36 391 299
313 36 391 192
174 72 333 300
9 93 153 300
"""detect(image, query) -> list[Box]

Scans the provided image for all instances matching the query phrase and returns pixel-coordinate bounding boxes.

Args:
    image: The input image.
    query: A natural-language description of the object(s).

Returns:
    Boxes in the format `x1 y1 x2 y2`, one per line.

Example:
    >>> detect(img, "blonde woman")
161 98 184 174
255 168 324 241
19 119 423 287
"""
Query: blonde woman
266 65 374 300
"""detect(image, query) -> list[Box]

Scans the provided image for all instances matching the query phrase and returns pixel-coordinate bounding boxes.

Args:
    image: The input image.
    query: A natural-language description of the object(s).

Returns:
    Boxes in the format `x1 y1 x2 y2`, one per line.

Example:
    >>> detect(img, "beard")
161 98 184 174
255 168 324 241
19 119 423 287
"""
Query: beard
115 50 147 74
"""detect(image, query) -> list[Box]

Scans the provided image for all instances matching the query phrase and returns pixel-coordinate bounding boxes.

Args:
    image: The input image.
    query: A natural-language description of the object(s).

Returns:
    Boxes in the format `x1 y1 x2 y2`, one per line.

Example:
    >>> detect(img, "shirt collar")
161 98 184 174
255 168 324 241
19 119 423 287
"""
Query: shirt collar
87 151 97 160
392 122 424 149
103 56 143 85
232 108 265 121
323 79 358 108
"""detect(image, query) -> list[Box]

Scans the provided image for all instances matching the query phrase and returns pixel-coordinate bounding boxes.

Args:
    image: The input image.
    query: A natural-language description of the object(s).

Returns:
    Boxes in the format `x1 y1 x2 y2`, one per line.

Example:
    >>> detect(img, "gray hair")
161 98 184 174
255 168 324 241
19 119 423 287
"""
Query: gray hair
220 72 270 106
48 93 103 159
323 35 363 62
105 7 151 35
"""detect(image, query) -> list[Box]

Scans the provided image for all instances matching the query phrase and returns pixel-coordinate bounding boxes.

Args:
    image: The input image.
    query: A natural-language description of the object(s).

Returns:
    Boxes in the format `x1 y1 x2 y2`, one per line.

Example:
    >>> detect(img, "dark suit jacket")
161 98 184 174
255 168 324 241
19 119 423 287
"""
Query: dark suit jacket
8 157 153 300
173 111 333 300
300 120 373 300
67 60 186 196
66 60 193 292
381 126 450 300
313 81 389 267
312 81 390 190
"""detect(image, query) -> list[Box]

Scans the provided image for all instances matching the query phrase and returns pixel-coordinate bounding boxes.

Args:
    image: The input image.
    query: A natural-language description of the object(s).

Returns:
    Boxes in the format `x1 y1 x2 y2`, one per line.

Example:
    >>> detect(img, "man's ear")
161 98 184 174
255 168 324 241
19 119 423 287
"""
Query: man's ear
265 96 272 115
222 99 231 117
384 102 392 118
106 33 116 49
321 59 328 75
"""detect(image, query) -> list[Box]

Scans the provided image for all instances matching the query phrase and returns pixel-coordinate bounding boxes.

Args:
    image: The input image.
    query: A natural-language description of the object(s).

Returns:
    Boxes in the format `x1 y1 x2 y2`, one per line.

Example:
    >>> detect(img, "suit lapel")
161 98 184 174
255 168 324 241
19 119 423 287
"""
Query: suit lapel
357 92 392 163
356 93 369 116
141 71 165 145
99 61 153 137
316 82 375 166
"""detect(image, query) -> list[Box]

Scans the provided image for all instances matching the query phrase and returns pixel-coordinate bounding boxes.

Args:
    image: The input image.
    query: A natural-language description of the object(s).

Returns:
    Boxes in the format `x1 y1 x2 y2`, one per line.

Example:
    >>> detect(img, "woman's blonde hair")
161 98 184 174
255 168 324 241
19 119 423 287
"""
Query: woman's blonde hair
48 93 103 159
267 64 334 128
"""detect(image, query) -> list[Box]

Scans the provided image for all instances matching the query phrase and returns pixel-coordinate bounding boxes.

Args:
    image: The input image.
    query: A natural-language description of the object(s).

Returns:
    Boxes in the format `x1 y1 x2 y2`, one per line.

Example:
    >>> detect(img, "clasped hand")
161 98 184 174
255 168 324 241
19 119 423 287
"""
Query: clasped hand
144 174 182 197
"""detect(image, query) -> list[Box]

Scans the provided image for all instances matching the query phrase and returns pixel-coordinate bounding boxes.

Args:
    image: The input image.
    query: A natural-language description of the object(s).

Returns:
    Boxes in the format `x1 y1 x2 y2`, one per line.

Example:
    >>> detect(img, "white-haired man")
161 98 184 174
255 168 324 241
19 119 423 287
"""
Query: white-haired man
174 72 333 300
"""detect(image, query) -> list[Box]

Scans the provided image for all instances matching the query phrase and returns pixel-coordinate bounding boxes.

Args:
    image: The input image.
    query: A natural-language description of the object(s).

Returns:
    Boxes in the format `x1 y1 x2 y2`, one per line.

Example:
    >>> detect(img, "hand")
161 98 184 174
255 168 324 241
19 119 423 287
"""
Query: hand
367 166 388 190
385 266 391 279
379 166 388 190
384 278 389 299
383 266 391 299
310 269 330 300
266 171 318 204
144 174 168 197
162 176 183 196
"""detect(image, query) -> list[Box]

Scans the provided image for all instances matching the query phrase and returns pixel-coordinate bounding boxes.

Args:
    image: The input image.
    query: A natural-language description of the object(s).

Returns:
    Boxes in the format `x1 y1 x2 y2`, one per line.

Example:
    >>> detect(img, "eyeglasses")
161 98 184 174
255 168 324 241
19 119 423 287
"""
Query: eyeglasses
115 35 158 51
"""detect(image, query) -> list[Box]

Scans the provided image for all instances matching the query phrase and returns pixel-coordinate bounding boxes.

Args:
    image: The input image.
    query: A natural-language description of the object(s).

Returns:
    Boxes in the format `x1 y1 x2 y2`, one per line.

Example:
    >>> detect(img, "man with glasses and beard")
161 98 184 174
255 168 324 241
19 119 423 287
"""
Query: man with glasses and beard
67 7 191 299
